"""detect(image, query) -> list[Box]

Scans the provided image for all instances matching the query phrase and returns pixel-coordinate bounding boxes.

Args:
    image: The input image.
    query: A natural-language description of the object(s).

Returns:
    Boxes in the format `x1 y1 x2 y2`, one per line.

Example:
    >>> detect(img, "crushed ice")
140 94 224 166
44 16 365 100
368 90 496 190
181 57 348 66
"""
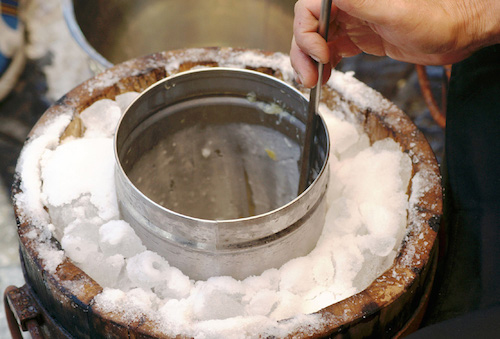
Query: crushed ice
15 72 414 338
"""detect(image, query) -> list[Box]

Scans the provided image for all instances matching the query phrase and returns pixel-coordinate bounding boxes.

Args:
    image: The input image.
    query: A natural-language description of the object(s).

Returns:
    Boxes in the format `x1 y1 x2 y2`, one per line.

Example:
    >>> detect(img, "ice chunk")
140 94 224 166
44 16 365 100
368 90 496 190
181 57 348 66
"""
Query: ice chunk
322 197 363 237
154 266 192 299
61 233 98 264
242 268 280 294
338 133 371 161
246 289 279 316
331 235 364 285
82 253 125 288
64 218 101 243
279 256 315 295
191 278 245 321
158 298 191 329
303 290 337 314
41 138 119 222
328 118 360 155
124 287 157 312
357 234 397 257
324 168 345 204
359 202 400 237
80 99 122 138
99 220 146 258
336 141 406 204
193 288 245 320
47 194 101 240
269 290 303 320
126 251 169 289
353 251 391 291
312 256 335 287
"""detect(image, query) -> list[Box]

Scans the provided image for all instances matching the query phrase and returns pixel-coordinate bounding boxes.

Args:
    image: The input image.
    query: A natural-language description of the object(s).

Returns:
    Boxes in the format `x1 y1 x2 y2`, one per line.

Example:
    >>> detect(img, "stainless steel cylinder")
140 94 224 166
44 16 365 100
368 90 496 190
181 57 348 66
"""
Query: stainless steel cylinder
114 68 329 280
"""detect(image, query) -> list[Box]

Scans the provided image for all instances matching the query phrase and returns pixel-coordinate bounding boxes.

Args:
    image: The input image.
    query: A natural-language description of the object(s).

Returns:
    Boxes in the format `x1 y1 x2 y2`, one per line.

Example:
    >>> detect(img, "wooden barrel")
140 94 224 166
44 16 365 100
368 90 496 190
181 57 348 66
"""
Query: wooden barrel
11 48 441 338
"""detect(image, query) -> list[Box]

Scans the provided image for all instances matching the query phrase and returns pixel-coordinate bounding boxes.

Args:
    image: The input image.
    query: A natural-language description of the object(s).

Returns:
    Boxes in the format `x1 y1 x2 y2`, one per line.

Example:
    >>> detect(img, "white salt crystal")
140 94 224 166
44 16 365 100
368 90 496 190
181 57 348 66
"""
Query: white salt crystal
158 299 191 331
94 287 125 310
37 242 64 273
25 229 38 240
126 251 170 289
99 220 146 258
93 287 151 322
327 70 393 113
125 287 157 312
80 99 122 138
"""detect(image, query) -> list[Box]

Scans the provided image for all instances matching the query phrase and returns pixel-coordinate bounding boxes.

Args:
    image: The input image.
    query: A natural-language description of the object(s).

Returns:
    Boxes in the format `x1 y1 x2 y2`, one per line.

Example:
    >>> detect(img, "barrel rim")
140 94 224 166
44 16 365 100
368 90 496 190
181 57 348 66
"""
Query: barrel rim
12 47 442 338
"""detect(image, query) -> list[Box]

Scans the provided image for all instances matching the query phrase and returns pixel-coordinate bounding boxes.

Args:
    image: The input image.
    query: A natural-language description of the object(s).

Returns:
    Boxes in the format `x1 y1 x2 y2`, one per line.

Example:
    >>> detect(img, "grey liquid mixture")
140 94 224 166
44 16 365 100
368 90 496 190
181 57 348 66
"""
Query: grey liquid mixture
127 122 300 220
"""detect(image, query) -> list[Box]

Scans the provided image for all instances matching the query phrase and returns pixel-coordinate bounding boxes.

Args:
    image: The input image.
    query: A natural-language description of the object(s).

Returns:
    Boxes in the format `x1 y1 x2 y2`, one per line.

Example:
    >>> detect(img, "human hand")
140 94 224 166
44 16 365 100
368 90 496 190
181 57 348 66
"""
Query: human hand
290 0 500 87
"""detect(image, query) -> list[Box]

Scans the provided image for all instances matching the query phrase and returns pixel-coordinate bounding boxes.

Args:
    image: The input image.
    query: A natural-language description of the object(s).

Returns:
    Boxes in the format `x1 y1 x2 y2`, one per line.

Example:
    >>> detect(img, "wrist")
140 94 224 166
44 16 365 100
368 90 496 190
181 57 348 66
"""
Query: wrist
457 0 500 52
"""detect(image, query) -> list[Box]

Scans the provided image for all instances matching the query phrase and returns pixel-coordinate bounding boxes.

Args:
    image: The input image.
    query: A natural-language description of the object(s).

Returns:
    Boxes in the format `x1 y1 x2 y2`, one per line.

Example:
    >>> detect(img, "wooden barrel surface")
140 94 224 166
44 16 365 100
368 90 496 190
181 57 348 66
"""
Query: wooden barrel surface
12 47 442 338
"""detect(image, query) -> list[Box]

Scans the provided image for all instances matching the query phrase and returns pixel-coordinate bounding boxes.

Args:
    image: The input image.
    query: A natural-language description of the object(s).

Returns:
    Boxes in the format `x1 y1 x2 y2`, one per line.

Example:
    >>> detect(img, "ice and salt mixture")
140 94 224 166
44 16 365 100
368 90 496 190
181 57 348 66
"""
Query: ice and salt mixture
14 69 413 338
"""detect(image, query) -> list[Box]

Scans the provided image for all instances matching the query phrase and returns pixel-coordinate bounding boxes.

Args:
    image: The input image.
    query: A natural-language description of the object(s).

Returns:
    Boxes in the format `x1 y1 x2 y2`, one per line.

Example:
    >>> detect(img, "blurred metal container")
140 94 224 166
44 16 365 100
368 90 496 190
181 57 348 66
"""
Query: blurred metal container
114 68 330 280
62 0 295 69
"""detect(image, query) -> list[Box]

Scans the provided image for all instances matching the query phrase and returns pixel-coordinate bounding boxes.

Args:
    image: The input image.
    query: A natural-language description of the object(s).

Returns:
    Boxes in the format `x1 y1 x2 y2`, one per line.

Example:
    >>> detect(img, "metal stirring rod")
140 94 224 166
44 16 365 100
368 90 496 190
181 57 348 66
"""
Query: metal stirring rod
298 0 332 195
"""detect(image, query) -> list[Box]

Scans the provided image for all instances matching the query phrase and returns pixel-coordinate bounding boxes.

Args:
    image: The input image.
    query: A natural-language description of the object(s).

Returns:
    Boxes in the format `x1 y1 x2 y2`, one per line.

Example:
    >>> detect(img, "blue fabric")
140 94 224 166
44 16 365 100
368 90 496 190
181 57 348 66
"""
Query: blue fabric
0 53 10 72
0 0 19 73
1 0 19 29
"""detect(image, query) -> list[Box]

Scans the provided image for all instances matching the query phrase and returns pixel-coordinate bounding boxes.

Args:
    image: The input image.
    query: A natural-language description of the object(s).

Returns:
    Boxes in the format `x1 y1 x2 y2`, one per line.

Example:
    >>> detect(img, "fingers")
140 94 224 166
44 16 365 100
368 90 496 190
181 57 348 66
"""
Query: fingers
293 0 332 64
290 37 319 88
291 36 334 88
292 0 337 88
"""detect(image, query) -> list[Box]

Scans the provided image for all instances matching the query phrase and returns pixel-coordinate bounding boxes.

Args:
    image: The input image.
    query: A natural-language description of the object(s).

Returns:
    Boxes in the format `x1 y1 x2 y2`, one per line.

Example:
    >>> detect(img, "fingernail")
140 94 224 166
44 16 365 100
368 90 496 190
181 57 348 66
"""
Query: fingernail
294 71 304 85
310 54 321 63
